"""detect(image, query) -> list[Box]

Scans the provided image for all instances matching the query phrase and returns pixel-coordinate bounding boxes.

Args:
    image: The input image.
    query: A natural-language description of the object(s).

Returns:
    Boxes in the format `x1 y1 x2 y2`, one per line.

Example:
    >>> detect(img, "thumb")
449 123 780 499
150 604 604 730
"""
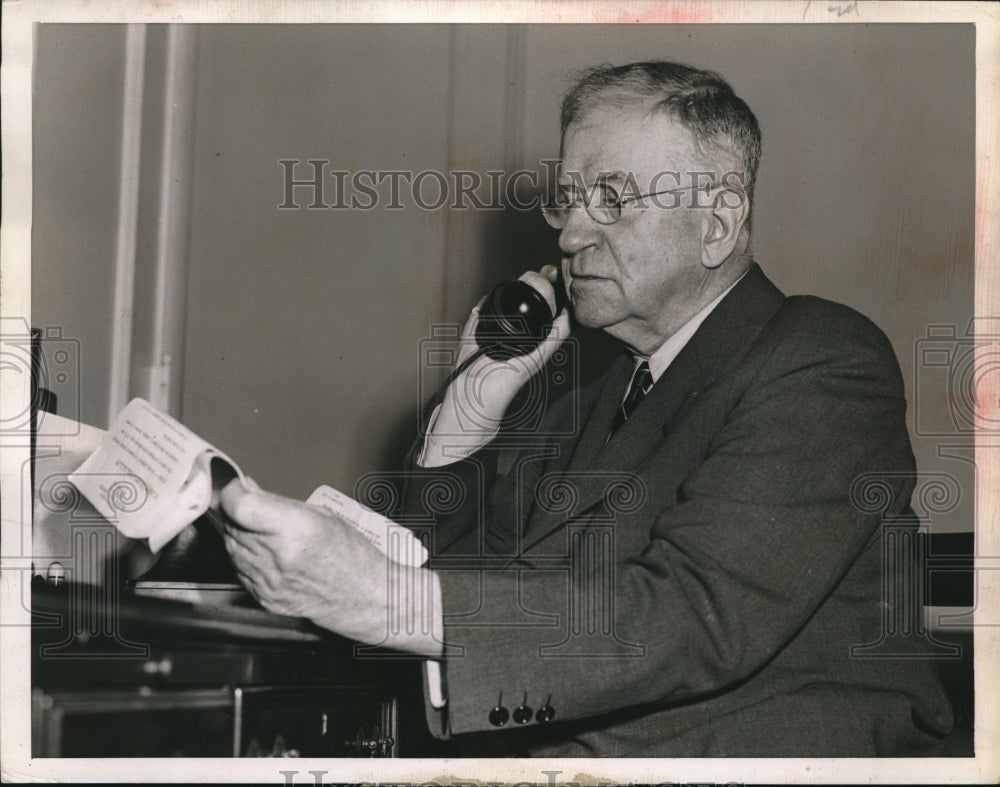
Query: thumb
538 307 572 354
219 477 254 524
550 306 572 339
519 306 572 373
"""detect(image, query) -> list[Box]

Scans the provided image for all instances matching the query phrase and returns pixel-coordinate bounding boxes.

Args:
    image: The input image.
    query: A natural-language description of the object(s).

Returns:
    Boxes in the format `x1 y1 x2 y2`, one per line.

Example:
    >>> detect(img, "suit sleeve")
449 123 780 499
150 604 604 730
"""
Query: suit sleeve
432 316 918 735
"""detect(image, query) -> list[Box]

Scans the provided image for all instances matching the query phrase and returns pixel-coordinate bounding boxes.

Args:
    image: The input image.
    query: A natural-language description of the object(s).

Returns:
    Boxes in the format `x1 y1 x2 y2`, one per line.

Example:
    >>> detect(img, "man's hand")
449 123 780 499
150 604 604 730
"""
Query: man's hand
458 264 571 410
219 479 443 657
419 265 571 467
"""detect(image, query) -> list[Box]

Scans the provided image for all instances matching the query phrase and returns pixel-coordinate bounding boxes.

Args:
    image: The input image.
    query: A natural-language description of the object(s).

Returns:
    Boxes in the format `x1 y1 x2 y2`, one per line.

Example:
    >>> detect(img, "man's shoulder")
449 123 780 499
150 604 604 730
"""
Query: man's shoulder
766 293 897 357
735 264 893 349
748 293 904 396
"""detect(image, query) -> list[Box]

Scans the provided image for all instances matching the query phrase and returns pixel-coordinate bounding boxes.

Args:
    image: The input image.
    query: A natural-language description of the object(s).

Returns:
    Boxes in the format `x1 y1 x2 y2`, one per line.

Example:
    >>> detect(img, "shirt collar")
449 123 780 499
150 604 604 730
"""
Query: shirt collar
636 271 748 384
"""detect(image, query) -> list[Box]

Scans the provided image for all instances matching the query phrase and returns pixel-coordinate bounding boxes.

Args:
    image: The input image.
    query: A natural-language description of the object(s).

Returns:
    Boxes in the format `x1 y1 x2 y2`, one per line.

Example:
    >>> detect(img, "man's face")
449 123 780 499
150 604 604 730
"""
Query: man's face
558 105 724 354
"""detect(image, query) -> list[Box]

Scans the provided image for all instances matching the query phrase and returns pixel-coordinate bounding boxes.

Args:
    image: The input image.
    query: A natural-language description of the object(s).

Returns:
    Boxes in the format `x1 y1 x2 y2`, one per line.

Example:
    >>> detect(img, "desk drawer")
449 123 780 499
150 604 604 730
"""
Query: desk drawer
32 686 397 757
32 688 234 757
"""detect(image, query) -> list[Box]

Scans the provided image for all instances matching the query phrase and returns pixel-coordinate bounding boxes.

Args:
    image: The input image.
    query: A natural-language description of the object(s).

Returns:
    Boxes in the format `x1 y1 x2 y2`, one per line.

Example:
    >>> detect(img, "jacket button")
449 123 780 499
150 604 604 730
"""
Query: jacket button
537 705 555 723
512 704 533 724
488 705 509 726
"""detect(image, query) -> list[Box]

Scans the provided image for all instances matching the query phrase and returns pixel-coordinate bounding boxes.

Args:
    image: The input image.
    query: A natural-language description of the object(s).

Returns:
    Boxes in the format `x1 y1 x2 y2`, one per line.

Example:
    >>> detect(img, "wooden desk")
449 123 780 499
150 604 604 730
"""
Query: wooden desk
31 581 416 758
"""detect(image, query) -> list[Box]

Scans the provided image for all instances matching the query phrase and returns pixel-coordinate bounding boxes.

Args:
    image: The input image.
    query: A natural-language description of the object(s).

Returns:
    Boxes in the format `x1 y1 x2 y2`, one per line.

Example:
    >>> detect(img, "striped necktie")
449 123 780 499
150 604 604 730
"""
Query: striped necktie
609 360 654 435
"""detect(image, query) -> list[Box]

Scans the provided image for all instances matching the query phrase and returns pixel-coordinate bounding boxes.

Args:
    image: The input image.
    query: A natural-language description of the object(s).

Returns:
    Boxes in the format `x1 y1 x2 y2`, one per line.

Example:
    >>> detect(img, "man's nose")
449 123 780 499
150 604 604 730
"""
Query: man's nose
558 206 603 257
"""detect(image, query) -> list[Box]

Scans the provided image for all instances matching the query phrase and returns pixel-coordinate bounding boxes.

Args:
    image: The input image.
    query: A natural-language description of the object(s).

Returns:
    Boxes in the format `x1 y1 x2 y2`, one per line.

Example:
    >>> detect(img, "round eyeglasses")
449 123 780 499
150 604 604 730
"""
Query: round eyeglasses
540 181 722 229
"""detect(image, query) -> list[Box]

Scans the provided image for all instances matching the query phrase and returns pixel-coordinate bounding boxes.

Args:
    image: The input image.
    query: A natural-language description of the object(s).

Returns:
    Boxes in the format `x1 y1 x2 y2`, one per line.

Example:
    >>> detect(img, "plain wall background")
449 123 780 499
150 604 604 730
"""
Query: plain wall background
32 23 975 530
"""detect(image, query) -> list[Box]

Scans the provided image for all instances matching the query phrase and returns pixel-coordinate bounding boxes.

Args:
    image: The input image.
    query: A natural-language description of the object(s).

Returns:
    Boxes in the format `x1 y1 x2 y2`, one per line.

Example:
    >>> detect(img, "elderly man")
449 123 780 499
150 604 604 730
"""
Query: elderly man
221 61 953 756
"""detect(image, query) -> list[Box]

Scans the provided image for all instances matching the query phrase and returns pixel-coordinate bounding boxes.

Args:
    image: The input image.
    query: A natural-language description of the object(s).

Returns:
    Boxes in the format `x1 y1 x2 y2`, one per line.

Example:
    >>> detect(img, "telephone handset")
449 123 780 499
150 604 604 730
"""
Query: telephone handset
418 271 569 434
475 272 569 360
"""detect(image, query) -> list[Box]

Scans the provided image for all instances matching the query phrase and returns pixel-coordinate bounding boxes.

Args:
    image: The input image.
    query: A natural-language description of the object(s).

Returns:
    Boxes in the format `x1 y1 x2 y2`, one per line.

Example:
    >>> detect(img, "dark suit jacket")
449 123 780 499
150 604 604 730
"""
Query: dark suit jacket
401 264 954 756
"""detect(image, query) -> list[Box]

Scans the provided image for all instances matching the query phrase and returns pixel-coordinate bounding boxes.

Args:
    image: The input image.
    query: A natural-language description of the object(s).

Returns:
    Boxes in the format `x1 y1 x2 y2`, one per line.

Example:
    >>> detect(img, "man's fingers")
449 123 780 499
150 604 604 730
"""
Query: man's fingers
460 296 487 339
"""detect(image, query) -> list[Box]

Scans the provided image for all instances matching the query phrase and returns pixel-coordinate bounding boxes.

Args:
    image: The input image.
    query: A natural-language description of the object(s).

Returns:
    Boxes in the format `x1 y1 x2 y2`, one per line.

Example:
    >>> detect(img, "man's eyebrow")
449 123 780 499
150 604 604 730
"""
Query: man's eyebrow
557 170 628 186
598 171 628 183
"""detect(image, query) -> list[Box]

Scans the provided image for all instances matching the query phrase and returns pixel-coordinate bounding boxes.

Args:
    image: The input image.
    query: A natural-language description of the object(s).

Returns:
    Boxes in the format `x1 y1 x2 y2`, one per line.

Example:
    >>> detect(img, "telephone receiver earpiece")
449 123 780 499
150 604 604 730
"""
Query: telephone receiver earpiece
475 272 569 360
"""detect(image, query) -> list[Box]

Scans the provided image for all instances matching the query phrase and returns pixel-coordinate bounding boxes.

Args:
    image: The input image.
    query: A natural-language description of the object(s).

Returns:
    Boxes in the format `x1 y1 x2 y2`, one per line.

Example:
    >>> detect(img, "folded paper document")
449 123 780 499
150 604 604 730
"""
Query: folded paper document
306 484 427 567
66 398 426 564
69 398 244 553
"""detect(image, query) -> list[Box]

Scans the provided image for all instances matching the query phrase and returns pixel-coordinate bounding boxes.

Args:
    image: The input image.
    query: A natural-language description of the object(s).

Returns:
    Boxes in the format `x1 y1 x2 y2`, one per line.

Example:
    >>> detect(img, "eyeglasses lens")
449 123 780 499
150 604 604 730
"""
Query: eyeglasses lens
542 183 622 228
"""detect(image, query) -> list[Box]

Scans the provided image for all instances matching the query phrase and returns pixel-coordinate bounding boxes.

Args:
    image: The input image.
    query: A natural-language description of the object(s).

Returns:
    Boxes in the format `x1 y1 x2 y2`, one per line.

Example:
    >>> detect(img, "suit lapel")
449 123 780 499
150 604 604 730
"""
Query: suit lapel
562 353 633 473
520 263 785 552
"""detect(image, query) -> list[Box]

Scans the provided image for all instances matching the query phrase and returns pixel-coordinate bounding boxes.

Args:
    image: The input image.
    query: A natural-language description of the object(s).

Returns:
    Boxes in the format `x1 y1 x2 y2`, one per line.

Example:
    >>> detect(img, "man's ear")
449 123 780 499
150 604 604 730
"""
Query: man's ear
701 186 749 269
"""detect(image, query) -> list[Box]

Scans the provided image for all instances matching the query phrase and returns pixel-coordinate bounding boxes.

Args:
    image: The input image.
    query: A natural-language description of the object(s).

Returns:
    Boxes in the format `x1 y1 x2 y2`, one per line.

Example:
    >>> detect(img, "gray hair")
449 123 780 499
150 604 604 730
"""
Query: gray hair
561 61 761 203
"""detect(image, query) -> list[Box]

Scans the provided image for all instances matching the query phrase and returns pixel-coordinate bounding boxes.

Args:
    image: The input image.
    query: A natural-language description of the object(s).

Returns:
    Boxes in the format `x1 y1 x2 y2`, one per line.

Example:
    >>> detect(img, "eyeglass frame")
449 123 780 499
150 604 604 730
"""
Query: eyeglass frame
540 178 744 229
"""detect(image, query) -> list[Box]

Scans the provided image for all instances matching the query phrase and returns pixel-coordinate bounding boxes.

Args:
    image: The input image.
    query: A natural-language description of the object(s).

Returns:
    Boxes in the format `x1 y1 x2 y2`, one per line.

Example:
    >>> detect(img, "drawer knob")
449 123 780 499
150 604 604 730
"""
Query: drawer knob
346 726 394 757
141 658 172 676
